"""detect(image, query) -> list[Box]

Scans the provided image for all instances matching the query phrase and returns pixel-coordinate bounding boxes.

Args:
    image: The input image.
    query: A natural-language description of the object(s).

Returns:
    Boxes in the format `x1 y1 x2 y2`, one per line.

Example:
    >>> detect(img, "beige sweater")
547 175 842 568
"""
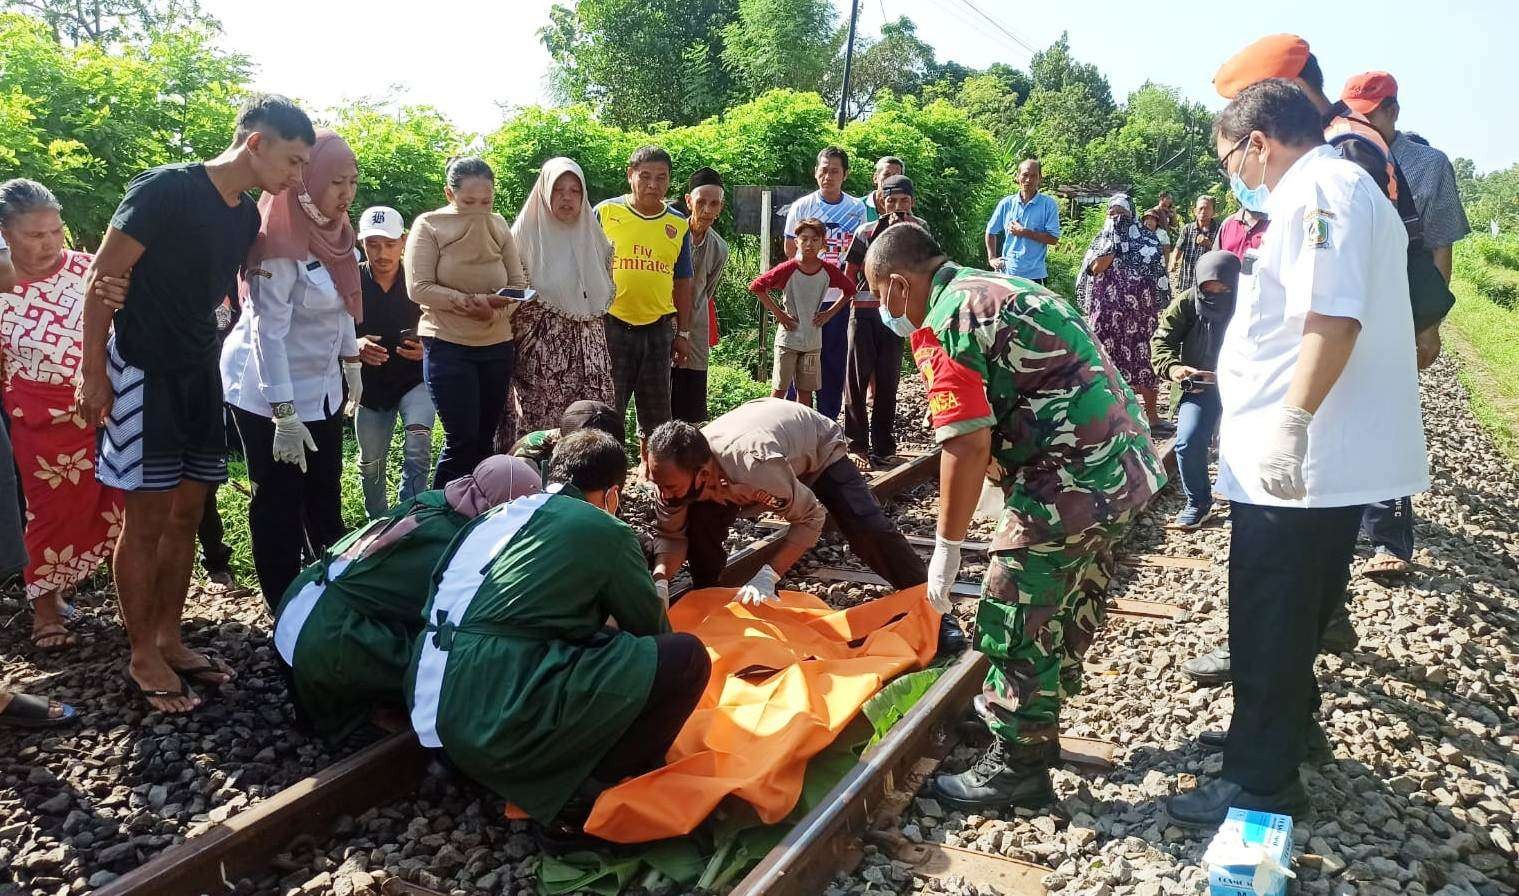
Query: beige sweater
405 206 530 346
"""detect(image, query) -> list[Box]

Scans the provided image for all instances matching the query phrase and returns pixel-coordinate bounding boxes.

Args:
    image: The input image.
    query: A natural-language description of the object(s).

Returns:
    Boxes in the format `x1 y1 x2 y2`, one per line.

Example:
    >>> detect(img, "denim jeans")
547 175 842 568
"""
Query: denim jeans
422 337 515 488
355 382 437 518
1175 386 1223 510
1360 496 1415 560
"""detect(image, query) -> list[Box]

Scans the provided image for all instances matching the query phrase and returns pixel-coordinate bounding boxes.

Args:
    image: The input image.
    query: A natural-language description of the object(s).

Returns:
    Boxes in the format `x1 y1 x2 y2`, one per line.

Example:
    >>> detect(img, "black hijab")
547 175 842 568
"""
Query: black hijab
1191 250 1241 367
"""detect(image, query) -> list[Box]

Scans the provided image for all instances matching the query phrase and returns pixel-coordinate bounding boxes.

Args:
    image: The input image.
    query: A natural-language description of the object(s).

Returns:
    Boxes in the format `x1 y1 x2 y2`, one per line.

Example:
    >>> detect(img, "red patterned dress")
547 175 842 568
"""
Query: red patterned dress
2 250 123 600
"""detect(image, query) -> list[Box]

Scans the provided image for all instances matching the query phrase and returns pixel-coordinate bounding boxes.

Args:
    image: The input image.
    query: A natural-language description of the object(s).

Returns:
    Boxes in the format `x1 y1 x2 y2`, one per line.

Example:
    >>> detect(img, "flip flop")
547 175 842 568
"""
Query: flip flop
1360 553 1411 578
0 693 78 729
31 622 76 653
170 653 236 687
123 670 199 714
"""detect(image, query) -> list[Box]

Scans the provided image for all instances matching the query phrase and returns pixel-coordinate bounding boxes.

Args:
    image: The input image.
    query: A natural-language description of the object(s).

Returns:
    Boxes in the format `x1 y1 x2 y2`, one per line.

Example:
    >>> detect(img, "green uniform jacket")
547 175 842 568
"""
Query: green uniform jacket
1149 288 1205 381
405 485 668 822
510 427 559 481
274 491 470 740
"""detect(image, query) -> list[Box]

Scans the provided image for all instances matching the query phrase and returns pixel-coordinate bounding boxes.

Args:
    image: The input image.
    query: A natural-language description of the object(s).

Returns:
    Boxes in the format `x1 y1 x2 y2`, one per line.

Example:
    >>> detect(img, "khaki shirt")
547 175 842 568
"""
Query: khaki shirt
654 398 849 556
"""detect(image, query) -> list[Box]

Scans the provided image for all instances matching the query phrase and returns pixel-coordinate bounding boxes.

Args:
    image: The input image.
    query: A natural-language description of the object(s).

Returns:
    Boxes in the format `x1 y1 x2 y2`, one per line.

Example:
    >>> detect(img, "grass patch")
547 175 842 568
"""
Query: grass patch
1445 278 1519 463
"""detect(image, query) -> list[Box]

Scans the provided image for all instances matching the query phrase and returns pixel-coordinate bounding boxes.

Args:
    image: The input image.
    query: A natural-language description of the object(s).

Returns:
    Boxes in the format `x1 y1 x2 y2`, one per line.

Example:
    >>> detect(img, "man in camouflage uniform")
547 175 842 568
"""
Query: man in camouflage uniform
865 224 1166 810
509 400 623 481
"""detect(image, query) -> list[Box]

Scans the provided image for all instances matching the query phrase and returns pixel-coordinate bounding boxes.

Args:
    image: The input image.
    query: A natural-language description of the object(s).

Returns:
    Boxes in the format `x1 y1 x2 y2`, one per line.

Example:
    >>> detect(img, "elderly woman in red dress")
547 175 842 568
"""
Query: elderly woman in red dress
0 179 125 651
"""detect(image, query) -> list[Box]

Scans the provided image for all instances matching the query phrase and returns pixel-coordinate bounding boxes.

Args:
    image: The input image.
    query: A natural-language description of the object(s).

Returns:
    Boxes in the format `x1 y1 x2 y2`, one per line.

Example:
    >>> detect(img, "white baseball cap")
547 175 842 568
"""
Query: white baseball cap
356 206 404 241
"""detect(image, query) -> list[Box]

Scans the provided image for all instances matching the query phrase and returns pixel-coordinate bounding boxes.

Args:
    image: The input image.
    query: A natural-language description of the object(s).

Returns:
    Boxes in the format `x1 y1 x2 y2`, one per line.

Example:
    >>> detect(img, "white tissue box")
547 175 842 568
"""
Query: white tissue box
1204 807 1294 896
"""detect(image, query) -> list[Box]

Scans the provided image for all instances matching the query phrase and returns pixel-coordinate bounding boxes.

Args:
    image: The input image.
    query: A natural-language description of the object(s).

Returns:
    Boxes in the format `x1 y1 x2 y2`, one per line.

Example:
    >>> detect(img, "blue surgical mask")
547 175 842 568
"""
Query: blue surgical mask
878 281 918 337
1229 147 1271 213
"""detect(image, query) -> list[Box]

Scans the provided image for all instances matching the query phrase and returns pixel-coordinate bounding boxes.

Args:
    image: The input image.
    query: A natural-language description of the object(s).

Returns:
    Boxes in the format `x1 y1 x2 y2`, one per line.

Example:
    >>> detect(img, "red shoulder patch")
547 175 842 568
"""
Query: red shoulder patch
910 329 993 430
665 223 678 240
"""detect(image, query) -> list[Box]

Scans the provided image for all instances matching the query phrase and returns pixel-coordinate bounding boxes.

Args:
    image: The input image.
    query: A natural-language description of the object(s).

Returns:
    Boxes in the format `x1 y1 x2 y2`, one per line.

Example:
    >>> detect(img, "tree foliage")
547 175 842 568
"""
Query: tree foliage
1460 163 1519 232
823 16 938 122
720 0 837 99
0 0 215 45
328 101 468 228
540 0 739 128
0 11 249 243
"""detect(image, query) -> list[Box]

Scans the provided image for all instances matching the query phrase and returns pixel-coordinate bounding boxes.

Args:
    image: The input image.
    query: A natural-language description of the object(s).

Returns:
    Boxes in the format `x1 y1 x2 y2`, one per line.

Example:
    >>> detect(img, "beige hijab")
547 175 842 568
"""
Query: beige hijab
511 157 615 321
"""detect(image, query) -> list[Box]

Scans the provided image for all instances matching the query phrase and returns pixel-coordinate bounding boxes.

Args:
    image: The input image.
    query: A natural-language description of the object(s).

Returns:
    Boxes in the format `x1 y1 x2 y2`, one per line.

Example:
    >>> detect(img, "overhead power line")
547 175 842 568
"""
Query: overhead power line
920 0 1034 61
949 0 1040 57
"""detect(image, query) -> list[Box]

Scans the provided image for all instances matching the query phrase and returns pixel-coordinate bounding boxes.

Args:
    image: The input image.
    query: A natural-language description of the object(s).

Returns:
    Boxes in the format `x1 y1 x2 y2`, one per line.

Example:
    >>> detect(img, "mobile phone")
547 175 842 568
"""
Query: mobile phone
398 327 417 341
496 288 538 302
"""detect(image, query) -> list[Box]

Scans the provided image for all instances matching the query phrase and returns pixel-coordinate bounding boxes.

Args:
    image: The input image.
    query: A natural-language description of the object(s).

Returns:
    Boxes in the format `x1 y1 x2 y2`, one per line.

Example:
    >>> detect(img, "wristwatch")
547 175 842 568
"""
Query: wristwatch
272 401 296 419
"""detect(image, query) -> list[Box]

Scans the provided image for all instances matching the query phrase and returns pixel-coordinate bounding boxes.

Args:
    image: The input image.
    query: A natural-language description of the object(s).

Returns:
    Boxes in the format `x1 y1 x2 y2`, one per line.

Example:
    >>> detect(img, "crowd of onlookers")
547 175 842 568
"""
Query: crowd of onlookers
0 31 1473 838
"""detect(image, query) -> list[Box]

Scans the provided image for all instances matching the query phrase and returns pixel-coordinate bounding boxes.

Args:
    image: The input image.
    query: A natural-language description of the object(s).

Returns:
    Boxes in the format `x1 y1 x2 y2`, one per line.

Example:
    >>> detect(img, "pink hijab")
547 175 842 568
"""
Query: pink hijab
246 129 362 321
348 455 542 560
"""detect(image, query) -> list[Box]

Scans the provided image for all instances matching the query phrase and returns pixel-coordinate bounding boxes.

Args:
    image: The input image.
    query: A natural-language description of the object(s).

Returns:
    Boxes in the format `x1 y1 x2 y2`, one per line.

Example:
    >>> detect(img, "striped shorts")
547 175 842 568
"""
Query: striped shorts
97 338 228 492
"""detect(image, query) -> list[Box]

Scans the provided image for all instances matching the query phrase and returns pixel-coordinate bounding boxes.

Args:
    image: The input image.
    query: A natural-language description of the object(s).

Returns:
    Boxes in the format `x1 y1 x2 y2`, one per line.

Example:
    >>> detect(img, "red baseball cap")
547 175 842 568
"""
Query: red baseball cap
1340 71 1398 115
1214 34 1311 99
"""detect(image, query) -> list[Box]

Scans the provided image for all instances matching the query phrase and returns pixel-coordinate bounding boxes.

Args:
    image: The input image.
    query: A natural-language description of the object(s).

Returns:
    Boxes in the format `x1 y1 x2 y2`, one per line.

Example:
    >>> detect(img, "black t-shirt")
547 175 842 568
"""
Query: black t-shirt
843 214 928 295
355 263 424 411
110 163 261 371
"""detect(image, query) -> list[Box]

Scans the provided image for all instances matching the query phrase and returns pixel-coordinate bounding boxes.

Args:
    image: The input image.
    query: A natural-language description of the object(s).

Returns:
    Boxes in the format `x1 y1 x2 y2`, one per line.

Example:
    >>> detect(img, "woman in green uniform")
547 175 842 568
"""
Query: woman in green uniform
275 455 542 739
406 430 710 824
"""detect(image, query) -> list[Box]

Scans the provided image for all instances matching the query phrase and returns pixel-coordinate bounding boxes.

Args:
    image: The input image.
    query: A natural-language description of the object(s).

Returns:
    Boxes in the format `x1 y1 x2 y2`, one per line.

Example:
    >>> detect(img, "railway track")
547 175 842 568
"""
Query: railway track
96 440 1178 896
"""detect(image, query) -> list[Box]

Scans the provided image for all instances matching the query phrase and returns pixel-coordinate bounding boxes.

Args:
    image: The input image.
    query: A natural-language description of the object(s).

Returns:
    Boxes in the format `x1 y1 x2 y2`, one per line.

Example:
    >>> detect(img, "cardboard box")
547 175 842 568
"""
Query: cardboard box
1204 807 1295 896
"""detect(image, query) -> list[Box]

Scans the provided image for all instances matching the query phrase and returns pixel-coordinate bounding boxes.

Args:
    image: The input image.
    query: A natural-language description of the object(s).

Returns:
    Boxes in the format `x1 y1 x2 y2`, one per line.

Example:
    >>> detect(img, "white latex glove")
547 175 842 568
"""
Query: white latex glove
272 411 318 473
654 578 671 611
927 536 963 613
341 360 363 417
1258 405 1313 501
736 564 780 607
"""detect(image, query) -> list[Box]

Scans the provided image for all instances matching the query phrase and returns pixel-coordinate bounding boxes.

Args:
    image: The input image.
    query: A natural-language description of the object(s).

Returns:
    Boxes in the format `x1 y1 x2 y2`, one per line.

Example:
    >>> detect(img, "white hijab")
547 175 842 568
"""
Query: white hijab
511 157 615 321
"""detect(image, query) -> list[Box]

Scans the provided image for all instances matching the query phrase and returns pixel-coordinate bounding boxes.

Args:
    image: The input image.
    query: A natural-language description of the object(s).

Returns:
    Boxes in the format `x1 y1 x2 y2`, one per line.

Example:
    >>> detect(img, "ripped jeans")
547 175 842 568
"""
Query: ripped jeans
355 383 436 519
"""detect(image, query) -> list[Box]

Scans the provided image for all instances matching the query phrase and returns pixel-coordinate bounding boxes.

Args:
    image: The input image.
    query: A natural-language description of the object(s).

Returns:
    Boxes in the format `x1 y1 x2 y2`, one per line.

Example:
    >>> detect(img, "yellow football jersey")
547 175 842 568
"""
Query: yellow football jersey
594 197 693 325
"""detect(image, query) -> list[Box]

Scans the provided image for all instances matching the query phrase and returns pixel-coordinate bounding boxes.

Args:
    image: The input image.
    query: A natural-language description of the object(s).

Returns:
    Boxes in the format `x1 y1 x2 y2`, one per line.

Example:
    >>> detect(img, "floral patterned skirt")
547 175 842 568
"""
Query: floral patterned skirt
5 377 123 599
1085 274 1162 392
500 302 615 449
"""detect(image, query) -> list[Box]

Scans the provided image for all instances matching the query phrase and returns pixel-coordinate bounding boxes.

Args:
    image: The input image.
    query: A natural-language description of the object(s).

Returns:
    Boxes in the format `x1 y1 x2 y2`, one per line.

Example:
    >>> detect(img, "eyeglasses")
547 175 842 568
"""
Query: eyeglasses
1218 135 1249 181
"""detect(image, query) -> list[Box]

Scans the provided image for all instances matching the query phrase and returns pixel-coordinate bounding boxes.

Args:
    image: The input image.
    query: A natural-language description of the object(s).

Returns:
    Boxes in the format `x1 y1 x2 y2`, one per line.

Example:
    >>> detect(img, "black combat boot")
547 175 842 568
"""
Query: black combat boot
931 738 1057 811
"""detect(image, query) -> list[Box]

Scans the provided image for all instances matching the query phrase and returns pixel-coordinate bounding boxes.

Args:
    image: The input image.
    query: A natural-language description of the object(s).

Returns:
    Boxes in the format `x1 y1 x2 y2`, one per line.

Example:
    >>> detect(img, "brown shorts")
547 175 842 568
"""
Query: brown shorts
772 346 821 392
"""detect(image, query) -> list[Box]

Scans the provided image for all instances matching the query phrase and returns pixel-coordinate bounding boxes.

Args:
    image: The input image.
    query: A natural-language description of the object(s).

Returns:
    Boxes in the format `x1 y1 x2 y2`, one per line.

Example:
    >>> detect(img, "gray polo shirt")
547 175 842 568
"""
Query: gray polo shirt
679 228 729 372
1392 132 1471 250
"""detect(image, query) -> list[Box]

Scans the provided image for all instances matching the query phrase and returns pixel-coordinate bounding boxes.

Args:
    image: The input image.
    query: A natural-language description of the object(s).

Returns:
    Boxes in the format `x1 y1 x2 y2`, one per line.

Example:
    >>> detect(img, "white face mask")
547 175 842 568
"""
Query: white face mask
877 277 918 338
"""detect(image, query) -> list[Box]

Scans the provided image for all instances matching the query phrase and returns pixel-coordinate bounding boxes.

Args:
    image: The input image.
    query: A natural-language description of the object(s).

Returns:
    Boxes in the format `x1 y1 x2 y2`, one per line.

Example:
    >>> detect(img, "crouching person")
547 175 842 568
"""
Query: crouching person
275 456 542 739
406 430 710 824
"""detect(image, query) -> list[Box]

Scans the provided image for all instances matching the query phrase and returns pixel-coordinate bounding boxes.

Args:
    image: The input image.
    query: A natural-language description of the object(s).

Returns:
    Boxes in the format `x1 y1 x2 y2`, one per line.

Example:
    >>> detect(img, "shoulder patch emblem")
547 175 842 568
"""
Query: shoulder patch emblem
1304 209 1334 250
752 490 787 511
665 223 679 239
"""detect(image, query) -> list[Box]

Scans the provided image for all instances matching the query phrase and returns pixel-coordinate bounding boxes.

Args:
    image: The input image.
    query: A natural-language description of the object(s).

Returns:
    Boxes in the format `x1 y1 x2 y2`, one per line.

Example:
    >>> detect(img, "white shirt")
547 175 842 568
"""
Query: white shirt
1216 145 1428 508
222 255 358 422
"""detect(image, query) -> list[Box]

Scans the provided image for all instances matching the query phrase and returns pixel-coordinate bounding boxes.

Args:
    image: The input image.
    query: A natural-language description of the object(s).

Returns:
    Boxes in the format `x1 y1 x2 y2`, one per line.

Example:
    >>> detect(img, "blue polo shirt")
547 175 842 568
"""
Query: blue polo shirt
986 192 1061 279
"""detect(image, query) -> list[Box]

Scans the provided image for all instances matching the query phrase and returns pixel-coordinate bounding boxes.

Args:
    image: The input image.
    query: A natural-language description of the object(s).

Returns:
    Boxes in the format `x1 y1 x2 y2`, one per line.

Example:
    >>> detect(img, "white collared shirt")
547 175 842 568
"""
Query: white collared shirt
222 255 358 421
1216 144 1428 508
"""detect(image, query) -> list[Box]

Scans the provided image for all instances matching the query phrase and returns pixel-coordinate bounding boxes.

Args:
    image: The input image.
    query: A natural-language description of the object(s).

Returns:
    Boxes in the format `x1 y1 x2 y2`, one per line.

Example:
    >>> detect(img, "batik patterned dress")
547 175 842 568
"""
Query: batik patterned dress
1 250 123 599
1077 222 1170 391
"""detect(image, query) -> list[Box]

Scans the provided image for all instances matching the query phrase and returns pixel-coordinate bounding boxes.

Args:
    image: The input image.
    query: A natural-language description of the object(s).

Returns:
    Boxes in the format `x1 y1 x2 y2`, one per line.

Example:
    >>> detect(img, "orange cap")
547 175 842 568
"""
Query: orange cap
1340 71 1398 115
1214 34 1311 99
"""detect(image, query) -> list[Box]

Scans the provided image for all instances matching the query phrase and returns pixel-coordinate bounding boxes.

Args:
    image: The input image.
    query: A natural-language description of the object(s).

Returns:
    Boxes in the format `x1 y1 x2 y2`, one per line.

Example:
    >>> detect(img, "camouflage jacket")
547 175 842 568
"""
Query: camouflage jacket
510 428 560 481
911 263 1166 550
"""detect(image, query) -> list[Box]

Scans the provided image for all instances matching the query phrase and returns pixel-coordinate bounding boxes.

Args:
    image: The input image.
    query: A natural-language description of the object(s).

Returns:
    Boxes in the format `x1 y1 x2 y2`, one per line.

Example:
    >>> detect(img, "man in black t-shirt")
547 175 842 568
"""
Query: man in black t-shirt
79 95 316 714
352 206 435 518
842 176 927 467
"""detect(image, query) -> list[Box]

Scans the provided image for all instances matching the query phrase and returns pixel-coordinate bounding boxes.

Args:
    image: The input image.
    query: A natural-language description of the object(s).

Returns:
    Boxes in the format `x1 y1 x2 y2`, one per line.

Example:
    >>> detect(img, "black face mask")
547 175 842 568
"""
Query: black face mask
666 472 704 508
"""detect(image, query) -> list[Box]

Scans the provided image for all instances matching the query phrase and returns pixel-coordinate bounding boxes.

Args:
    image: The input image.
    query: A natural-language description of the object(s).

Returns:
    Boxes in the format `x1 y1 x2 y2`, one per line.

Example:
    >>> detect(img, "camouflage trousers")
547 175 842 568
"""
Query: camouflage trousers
977 509 1134 747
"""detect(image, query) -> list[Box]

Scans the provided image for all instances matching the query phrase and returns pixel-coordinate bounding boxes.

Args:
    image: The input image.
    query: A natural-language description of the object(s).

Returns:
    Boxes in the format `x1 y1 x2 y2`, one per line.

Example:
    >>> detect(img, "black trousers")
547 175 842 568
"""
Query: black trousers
844 307 903 458
231 406 346 610
198 405 238 575
594 632 711 780
685 457 927 591
1360 496 1414 561
670 367 709 424
423 337 515 489
1224 501 1362 793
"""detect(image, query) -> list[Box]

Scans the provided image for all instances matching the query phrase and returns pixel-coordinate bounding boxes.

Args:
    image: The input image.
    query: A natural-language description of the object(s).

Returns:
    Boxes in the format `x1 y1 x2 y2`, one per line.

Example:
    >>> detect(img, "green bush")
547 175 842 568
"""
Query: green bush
1471 234 1519 272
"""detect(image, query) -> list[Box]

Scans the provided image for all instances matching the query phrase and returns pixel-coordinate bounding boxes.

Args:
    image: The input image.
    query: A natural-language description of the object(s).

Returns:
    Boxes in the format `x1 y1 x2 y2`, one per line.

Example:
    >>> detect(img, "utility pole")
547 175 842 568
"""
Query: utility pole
836 0 861 128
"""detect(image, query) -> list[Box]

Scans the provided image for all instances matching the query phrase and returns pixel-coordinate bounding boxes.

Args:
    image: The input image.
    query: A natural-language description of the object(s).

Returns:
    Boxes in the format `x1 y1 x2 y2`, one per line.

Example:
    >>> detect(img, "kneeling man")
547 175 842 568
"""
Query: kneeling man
646 397 964 653
406 430 709 824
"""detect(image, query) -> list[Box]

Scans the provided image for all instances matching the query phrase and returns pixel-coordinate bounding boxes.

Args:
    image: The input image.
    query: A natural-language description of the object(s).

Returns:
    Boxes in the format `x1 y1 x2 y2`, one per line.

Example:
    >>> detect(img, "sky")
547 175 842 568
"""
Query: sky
204 0 1516 173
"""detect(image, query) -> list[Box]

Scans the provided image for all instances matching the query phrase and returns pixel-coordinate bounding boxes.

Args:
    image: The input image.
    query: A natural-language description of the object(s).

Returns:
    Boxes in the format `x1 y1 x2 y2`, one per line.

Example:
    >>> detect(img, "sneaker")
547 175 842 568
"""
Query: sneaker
1171 505 1213 529
931 738 1057 811
1182 646 1231 684
1164 776 1309 829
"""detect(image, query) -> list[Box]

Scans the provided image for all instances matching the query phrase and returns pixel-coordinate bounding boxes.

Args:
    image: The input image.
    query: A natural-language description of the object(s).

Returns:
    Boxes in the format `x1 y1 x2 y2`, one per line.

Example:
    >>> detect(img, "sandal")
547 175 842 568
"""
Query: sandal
123 669 199 714
1360 552 1410 578
31 622 76 653
0 693 78 729
170 653 236 687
